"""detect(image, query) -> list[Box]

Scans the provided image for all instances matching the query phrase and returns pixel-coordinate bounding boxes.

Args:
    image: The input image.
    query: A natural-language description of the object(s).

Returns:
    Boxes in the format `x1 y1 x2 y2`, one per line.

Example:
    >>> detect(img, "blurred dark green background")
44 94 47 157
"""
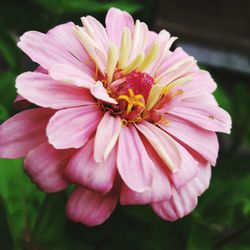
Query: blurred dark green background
1 0 250 249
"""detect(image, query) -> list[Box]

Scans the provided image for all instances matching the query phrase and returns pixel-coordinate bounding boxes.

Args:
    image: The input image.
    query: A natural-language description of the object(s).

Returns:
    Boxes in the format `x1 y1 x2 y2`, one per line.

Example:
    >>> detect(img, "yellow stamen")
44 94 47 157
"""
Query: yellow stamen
122 53 144 75
107 43 118 84
118 88 145 114
138 41 160 72
119 28 132 69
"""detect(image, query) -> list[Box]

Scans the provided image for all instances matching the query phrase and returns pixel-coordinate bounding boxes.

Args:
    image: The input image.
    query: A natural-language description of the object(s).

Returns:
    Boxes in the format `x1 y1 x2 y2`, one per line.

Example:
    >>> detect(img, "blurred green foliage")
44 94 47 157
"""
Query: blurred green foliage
1 0 250 249
33 0 142 14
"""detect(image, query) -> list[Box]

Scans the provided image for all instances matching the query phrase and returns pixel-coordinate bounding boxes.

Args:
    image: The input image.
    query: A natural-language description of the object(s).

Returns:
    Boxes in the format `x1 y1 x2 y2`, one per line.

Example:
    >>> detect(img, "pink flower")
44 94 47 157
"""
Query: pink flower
0 8 231 226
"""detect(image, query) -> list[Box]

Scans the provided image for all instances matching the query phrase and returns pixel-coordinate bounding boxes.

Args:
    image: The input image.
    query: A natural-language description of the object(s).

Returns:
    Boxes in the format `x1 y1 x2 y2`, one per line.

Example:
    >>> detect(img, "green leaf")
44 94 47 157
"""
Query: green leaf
229 83 250 150
242 198 250 216
0 21 20 72
61 0 143 13
0 197 14 250
213 85 232 113
232 83 250 123
32 0 142 14
0 158 44 245
186 223 213 250
0 105 9 123
0 71 16 113
32 193 67 245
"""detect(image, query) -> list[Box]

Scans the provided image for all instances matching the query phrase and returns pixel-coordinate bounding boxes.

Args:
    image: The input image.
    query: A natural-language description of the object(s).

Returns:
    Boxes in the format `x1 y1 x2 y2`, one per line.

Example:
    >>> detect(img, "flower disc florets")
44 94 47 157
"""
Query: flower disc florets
100 70 154 123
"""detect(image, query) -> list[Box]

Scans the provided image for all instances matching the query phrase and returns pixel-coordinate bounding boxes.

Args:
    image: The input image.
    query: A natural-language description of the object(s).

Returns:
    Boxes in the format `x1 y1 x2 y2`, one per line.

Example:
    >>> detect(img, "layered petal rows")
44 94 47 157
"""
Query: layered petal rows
0 8 231 226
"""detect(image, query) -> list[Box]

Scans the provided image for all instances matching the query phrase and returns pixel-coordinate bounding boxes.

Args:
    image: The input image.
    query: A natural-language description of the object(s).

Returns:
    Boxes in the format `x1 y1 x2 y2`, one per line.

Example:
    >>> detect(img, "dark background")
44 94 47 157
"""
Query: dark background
0 0 250 249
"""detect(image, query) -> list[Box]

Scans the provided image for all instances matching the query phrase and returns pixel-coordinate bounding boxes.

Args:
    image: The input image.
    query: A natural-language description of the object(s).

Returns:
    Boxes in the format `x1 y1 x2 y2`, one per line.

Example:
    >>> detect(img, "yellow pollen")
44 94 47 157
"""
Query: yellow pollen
130 116 143 123
158 115 169 126
121 119 128 127
118 88 145 114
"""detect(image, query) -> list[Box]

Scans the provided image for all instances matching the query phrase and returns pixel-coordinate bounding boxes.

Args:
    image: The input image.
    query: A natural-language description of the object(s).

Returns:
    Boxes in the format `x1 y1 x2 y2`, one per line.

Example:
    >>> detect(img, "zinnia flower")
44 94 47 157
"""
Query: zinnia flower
0 8 231 226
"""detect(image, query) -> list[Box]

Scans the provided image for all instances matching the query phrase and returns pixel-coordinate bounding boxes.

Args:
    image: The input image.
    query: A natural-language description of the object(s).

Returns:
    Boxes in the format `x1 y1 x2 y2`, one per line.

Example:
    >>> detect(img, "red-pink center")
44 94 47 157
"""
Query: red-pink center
103 70 154 122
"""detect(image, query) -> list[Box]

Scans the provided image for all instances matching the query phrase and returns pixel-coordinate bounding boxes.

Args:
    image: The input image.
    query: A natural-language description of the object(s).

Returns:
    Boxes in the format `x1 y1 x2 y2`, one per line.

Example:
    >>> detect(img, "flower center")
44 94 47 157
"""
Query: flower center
124 70 154 100
118 89 145 114
101 70 154 123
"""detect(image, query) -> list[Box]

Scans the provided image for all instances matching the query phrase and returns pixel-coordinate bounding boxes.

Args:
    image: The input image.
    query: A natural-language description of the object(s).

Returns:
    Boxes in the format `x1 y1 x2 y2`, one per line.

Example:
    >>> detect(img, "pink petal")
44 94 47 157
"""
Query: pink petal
66 138 117 194
16 72 95 109
144 31 158 54
47 106 102 149
48 22 95 74
155 87 184 113
13 95 32 110
105 7 134 49
81 16 109 54
35 66 48 74
14 95 25 103
184 94 218 106
75 26 107 74
189 163 211 196
17 30 83 71
138 127 198 189
146 30 172 75
117 125 155 192
160 114 219 165
170 144 199 188
66 187 118 226
14 65 46 108
90 82 118 104
135 121 182 173
169 99 232 134
49 64 95 88
156 47 198 77
120 164 171 205
0 108 54 158
182 70 217 98
129 21 149 62
94 111 121 162
152 163 211 221
156 57 196 86
24 142 75 192
152 184 198 221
